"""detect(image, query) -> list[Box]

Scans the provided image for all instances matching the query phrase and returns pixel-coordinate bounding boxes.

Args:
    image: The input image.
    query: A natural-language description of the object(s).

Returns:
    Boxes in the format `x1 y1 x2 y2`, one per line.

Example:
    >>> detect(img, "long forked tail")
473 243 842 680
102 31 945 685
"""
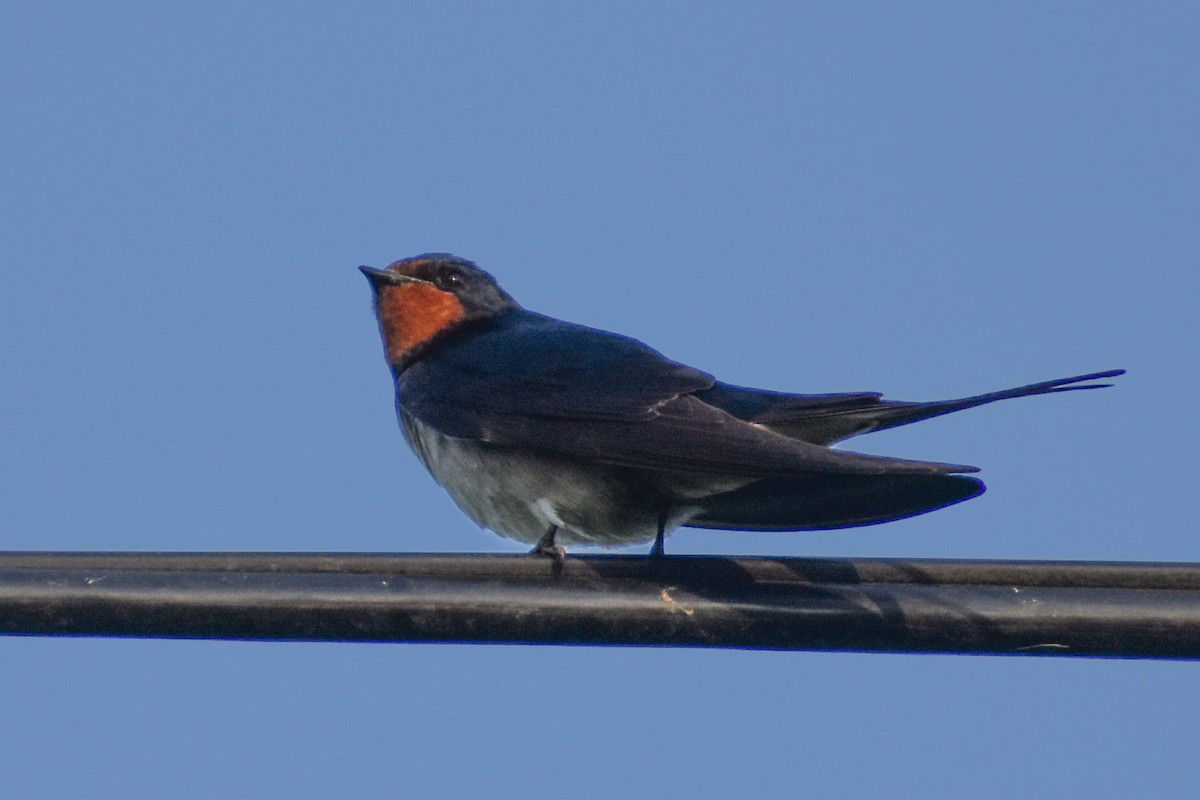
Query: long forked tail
864 367 1123 431
924 369 1124 405
860 369 1125 436
745 369 1125 445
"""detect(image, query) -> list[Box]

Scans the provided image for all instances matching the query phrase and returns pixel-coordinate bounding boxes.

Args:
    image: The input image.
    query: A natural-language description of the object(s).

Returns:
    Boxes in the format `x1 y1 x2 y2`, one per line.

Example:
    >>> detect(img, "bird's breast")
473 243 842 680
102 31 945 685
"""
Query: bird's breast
398 413 718 546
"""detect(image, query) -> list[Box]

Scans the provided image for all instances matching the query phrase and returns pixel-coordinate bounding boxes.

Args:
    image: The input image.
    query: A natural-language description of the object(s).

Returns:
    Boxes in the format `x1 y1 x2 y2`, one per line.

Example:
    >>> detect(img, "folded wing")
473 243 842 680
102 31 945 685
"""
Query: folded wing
399 312 979 478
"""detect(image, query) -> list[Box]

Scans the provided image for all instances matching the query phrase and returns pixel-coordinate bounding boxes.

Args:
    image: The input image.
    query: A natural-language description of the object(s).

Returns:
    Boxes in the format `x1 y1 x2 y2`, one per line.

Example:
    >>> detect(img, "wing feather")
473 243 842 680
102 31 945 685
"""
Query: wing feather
399 312 978 478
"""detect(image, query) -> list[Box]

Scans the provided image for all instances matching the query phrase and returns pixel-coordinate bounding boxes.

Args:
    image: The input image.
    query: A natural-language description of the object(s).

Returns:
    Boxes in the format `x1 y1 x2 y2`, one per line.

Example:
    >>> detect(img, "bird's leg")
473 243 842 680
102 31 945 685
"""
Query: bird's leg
531 525 565 561
649 509 668 558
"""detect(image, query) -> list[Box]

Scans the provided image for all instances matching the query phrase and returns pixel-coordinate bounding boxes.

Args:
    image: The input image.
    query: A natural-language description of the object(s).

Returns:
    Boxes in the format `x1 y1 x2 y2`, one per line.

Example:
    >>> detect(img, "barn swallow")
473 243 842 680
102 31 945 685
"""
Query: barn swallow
361 254 1122 558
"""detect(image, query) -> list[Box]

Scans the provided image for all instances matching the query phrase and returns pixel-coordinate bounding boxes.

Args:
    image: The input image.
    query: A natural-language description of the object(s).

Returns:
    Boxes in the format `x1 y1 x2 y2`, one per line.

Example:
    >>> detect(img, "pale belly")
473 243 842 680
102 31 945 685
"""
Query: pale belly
400 414 752 547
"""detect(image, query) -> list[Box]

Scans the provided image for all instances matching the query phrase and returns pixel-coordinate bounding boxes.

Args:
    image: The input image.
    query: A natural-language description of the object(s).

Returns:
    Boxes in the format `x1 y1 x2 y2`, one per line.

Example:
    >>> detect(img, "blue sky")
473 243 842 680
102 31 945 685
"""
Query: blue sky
1 2 1197 797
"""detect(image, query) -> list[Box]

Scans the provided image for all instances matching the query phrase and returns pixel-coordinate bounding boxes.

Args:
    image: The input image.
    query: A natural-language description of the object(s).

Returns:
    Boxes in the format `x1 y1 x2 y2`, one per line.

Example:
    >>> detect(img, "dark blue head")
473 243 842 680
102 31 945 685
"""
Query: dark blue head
360 254 520 367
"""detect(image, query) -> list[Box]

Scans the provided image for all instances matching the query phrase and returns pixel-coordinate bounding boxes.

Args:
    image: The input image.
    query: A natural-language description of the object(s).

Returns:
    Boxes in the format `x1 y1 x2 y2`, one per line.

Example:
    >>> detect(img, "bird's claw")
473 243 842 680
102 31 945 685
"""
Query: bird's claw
530 541 566 561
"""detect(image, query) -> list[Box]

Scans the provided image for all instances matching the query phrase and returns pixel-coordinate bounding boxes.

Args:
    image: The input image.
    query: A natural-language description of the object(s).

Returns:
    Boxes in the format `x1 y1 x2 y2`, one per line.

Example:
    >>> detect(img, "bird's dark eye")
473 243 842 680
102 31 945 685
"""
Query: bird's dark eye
439 271 465 290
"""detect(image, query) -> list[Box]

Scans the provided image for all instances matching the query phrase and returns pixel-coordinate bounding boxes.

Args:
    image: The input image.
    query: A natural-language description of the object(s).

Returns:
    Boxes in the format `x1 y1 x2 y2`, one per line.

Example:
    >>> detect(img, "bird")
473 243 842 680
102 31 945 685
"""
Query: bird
360 253 1122 558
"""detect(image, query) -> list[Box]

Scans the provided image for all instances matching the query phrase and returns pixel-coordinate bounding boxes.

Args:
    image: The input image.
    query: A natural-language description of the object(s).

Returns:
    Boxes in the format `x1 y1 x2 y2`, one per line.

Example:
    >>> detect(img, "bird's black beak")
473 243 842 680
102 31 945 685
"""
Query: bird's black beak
360 265 422 289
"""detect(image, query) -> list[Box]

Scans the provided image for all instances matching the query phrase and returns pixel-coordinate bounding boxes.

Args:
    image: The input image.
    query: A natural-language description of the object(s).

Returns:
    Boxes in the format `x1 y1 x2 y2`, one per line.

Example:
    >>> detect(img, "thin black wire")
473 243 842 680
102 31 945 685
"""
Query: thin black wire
1 551 1197 659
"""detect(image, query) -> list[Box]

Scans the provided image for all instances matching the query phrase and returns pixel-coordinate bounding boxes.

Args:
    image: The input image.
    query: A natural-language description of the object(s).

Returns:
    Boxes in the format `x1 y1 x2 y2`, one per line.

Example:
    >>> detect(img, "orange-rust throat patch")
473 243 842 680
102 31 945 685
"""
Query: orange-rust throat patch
376 282 467 364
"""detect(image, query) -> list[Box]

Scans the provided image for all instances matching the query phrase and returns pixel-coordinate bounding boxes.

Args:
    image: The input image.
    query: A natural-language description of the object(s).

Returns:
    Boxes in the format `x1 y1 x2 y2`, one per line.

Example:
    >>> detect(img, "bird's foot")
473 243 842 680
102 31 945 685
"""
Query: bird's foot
531 526 565 562
530 541 566 561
